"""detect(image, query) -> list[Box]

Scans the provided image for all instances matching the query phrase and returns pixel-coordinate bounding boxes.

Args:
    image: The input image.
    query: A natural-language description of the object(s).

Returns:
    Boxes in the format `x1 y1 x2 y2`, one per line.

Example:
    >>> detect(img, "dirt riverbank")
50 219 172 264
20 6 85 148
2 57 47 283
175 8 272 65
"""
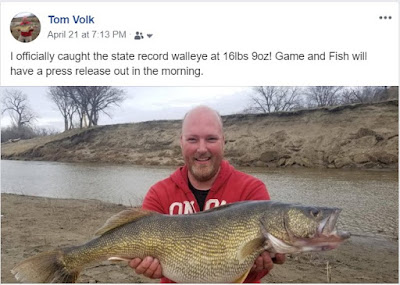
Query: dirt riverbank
1 194 398 283
1 101 398 170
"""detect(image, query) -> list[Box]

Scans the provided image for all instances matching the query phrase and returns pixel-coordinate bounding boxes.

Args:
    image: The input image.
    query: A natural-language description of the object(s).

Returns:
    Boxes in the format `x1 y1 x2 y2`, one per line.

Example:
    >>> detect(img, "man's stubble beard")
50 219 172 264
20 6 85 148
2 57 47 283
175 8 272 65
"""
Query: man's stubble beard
188 155 223 183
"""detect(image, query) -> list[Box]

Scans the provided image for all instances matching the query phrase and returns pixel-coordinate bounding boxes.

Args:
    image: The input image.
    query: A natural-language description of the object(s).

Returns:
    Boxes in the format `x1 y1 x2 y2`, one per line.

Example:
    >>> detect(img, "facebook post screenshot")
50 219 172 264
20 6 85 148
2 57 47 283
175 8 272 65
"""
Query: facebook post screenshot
0 0 398 284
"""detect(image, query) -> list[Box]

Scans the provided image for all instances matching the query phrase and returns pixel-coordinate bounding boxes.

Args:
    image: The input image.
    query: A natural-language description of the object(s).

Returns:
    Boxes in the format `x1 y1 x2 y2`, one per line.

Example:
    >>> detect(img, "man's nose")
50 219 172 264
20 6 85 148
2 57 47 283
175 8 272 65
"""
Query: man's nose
197 139 207 153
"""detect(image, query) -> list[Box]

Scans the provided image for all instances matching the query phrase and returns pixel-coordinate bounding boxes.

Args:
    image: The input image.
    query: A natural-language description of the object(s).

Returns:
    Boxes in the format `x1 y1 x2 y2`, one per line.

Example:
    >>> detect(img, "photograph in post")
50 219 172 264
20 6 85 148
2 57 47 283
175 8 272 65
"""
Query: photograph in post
1 86 398 283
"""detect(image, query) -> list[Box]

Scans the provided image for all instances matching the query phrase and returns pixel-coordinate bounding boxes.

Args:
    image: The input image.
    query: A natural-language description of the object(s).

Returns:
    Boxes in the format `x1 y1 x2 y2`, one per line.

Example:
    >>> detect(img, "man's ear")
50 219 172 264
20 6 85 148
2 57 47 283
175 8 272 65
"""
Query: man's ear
180 134 184 150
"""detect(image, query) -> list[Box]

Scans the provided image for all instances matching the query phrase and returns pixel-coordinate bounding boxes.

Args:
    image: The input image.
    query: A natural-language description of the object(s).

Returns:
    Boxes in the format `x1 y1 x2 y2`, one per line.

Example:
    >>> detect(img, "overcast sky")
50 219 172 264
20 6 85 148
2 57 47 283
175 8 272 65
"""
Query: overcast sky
1 87 253 131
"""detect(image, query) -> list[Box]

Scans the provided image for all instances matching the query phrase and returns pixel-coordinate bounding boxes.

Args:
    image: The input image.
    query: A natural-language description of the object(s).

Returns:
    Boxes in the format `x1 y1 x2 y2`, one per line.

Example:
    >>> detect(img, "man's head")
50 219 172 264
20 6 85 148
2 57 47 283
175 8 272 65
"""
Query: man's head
21 17 29 25
180 106 225 185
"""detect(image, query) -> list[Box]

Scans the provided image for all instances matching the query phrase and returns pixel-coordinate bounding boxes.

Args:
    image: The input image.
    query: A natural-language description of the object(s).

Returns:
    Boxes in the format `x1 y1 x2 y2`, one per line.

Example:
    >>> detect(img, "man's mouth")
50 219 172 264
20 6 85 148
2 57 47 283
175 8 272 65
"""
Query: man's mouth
195 157 211 163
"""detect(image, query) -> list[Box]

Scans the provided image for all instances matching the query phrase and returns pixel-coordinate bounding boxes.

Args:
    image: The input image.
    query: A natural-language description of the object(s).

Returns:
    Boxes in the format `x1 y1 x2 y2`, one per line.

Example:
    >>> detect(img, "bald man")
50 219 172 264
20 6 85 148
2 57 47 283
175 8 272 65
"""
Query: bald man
129 106 285 283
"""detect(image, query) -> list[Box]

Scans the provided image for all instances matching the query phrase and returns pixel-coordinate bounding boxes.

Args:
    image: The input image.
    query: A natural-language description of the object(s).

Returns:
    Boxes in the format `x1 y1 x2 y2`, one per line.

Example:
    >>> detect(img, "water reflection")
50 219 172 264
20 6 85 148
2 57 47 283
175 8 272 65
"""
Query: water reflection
1 160 398 239
1 160 175 206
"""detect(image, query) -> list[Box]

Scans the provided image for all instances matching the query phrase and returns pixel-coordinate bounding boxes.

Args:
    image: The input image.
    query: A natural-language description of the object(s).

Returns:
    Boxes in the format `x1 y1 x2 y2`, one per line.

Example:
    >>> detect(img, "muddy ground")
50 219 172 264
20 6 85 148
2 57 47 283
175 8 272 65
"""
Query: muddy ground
1 194 398 283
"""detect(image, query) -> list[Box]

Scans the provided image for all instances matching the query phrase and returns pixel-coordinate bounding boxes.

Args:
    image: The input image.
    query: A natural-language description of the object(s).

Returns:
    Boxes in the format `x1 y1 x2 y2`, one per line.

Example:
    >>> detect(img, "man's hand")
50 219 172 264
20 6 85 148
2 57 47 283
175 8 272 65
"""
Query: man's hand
128 257 163 279
251 252 286 273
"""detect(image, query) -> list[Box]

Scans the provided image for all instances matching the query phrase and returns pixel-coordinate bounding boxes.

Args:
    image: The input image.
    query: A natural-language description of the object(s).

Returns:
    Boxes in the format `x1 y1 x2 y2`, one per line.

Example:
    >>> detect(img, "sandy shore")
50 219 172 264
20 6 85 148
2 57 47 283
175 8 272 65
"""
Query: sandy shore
1 194 398 283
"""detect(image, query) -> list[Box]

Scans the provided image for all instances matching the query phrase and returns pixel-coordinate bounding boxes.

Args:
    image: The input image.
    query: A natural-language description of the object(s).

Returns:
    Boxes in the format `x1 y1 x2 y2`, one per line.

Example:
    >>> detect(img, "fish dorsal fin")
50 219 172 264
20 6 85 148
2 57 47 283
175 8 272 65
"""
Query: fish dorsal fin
95 208 157 236
201 201 250 214
234 267 252 283
201 203 234 213
237 237 265 264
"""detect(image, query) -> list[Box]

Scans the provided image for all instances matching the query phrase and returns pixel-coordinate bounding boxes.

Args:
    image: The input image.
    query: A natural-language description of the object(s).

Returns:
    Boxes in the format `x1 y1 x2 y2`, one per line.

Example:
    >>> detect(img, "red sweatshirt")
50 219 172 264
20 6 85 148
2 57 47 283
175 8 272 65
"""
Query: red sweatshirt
19 20 34 37
142 160 270 283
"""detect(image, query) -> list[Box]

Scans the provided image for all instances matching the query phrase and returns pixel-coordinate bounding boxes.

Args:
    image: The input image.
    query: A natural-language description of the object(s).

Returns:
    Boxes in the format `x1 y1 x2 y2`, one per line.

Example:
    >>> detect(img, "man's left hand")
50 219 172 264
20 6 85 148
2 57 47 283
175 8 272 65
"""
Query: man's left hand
251 251 286 273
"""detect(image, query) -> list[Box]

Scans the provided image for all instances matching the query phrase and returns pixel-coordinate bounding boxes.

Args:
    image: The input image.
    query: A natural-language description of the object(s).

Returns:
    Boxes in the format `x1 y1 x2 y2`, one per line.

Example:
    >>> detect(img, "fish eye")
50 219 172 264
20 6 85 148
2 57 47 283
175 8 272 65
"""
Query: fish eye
310 208 320 217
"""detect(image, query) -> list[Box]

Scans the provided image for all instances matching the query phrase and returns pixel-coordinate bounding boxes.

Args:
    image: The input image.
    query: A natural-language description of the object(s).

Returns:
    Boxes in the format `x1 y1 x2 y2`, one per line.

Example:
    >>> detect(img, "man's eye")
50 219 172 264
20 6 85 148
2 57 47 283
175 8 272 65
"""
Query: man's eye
208 137 218 142
187 138 197 142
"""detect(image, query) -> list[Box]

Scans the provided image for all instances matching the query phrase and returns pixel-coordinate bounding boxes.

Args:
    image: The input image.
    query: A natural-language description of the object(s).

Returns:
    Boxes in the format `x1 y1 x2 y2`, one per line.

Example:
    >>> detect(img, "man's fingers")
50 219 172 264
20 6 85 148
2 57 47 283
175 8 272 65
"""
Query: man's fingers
254 253 273 272
261 251 274 271
151 259 163 278
254 255 263 271
143 258 161 278
128 258 142 269
128 257 163 279
273 253 286 264
134 256 154 275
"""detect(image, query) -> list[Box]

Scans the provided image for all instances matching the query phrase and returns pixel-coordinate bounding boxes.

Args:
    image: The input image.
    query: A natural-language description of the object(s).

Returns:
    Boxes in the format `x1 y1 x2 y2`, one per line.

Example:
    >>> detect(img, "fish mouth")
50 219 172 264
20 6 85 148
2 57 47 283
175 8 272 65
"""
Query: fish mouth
294 209 351 252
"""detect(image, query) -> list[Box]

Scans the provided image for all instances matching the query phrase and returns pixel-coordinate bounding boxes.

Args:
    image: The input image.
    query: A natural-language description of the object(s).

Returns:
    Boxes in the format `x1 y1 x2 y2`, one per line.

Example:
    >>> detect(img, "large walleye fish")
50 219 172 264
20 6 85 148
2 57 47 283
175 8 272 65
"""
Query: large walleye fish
12 200 350 283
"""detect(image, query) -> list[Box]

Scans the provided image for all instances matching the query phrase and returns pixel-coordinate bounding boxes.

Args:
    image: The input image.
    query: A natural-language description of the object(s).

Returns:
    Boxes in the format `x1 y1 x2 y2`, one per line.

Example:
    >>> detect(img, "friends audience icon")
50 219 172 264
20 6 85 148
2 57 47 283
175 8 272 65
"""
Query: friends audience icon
10 12 41 43
134 31 144 40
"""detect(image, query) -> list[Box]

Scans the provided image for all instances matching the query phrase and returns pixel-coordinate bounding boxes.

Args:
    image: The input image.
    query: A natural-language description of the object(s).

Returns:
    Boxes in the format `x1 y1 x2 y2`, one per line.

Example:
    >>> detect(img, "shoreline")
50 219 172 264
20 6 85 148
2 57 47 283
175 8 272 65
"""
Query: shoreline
1 193 398 283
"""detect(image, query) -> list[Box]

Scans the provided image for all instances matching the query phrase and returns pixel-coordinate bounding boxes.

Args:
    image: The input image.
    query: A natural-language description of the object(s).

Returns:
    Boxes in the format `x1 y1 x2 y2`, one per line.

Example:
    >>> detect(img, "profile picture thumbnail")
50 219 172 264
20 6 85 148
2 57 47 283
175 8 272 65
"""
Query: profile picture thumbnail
10 12 41 43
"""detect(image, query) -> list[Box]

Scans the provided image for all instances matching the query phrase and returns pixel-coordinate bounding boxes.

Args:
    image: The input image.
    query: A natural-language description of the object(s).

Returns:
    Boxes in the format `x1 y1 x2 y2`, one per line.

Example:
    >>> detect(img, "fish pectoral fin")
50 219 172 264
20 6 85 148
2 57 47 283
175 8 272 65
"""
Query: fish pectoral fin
237 237 265 264
234 267 252 283
96 208 158 236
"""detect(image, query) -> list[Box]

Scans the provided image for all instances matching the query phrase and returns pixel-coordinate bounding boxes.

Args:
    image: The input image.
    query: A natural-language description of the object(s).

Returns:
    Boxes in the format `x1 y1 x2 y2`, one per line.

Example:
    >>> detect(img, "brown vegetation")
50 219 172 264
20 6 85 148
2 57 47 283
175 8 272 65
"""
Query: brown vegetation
2 100 398 169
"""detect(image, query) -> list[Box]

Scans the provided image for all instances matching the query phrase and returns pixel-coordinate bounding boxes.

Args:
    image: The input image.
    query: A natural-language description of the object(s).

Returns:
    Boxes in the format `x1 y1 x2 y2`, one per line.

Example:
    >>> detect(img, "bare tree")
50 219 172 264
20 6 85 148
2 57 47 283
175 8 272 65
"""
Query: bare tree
1 89 37 128
48 87 126 129
306 86 343 107
245 86 302 113
72 87 126 127
48 87 78 131
341 86 392 104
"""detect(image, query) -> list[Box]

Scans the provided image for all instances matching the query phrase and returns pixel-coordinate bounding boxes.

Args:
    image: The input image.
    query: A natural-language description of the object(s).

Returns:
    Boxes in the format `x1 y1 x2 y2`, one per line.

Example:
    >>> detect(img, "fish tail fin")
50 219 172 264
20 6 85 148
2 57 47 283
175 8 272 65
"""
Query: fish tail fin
11 250 80 283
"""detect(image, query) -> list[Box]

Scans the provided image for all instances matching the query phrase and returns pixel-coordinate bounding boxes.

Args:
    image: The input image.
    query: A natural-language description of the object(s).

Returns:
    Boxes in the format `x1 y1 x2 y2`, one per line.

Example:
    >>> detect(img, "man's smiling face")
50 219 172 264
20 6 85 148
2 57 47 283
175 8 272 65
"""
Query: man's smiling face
180 107 225 183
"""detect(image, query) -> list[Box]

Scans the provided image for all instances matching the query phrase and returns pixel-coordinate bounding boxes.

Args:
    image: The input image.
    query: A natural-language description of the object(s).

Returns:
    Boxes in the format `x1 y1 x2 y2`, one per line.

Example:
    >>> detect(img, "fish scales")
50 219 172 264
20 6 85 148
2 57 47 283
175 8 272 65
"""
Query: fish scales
11 200 350 283
60 204 263 282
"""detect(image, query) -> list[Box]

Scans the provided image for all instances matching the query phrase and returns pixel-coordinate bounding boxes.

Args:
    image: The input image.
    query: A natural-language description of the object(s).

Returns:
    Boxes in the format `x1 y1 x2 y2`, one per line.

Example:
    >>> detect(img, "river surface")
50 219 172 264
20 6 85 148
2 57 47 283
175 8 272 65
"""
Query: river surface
1 160 398 240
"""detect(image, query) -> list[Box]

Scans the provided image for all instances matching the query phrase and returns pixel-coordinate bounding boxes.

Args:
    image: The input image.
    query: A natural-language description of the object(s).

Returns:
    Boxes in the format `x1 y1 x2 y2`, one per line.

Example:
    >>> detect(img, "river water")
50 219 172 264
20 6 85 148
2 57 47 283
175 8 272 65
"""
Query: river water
1 160 398 240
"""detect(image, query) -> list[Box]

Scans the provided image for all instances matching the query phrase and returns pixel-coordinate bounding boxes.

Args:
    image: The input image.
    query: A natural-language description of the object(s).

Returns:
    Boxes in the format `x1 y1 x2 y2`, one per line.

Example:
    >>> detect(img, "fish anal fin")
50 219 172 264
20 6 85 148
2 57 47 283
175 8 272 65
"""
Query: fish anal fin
234 267 251 283
108 256 132 262
95 208 157 236
237 237 265 264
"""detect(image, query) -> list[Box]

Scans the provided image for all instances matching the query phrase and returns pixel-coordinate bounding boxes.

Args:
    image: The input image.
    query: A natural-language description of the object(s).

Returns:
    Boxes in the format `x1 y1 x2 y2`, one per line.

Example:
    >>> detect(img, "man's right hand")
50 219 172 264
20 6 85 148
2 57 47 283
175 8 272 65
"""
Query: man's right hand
129 257 163 279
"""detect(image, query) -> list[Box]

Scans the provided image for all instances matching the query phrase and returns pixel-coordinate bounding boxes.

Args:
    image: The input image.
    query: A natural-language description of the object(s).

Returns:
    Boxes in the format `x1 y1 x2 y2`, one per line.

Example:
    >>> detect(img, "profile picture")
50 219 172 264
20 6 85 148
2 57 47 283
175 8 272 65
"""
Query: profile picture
10 12 41 43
